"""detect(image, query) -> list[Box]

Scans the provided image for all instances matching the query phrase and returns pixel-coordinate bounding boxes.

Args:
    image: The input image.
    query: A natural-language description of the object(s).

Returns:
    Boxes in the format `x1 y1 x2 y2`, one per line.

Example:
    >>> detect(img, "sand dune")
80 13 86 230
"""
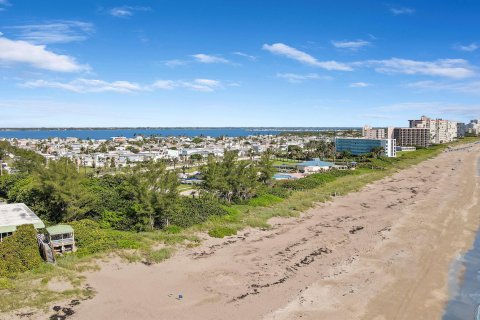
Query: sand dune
67 145 479 320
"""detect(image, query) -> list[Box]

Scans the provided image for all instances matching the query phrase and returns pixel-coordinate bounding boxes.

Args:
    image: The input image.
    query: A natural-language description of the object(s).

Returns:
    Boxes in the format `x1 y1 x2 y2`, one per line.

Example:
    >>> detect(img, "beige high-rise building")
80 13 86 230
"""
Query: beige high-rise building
362 125 387 139
408 115 457 144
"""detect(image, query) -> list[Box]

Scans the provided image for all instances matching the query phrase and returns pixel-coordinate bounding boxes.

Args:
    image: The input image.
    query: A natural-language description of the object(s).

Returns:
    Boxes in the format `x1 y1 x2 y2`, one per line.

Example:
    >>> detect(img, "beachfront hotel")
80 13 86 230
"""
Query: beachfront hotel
335 137 396 157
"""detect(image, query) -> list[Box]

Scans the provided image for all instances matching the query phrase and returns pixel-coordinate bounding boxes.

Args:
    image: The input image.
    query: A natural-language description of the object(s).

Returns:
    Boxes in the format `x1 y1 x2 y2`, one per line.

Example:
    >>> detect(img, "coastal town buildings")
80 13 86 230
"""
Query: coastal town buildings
0 117 472 172
2 132 344 170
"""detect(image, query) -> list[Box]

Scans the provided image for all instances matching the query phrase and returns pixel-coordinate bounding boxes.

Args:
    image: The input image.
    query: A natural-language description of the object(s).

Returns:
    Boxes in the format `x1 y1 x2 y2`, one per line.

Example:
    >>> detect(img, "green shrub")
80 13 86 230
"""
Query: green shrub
208 226 237 238
70 219 143 257
265 186 291 199
221 206 241 223
164 225 182 234
280 171 354 191
248 194 283 207
98 210 128 230
169 197 229 228
0 277 13 289
0 224 43 278
144 248 174 264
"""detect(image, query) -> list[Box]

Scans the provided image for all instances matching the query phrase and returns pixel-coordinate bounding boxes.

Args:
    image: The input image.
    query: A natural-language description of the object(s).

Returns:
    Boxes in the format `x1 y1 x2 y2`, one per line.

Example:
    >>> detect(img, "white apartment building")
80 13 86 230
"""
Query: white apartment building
467 120 480 135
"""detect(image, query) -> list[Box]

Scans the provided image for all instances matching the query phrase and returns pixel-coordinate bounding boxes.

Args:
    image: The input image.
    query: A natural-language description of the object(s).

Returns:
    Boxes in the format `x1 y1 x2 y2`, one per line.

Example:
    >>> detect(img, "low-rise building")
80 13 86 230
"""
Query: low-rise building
335 138 396 157
0 203 45 242
296 159 334 173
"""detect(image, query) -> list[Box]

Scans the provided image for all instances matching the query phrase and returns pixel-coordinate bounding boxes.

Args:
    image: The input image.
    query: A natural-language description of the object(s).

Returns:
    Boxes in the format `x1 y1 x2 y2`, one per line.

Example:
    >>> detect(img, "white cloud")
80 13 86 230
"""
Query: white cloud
6 20 94 44
233 52 257 61
109 6 150 18
389 6 415 15
0 36 87 72
454 43 479 52
152 78 221 92
22 78 142 93
360 58 476 79
262 43 352 71
349 82 371 88
406 80 480 94
332 39 370 51
194 78 220 86
191 53 229 64
163 59 188 67
276 73 331 83
150 80 176 90
22 77 224 93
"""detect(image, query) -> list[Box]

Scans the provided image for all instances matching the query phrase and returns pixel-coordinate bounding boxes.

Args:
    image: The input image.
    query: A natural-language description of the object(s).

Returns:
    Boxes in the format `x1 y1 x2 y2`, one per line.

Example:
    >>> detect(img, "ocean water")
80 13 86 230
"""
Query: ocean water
442 158 480 320
442 232 480 319
0 127 357 140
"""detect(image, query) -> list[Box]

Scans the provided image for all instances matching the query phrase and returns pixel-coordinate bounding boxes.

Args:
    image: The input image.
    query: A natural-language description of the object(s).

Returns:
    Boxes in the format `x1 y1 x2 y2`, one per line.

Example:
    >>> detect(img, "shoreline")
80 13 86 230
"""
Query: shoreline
359 145 480 320
60 144 479 320
441 157 480 319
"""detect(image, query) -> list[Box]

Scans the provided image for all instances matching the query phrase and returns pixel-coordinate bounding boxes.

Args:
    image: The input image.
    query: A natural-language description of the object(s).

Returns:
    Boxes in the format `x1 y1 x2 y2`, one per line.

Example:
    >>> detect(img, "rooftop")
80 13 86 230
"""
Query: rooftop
0 203 45 233
46 224 74 235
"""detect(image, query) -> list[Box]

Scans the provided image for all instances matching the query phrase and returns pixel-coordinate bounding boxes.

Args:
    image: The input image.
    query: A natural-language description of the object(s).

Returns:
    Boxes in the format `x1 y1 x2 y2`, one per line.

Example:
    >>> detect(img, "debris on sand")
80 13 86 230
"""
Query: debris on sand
349 226 364 234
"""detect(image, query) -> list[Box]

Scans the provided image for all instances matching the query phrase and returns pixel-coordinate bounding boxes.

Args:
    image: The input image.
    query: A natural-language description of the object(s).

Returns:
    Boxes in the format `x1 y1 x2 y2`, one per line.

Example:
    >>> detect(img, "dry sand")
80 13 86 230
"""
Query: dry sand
63 144 479 319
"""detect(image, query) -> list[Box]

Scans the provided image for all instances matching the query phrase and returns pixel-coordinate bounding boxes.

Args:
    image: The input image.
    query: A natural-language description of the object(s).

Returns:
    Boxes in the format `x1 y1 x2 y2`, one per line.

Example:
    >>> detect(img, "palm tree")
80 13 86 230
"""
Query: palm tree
371 146 384 158
172 157 179 169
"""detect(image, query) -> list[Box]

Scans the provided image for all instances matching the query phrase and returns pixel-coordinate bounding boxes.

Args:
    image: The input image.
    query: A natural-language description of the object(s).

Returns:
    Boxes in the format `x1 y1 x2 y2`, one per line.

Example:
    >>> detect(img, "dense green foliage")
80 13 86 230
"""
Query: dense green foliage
70 219 143 257
172 196 229 227
0 225 43 278
247 194 283 207
201 151 275 203
280 170 354 191
0 141 45 173
0 141 231 232
208 226 237 238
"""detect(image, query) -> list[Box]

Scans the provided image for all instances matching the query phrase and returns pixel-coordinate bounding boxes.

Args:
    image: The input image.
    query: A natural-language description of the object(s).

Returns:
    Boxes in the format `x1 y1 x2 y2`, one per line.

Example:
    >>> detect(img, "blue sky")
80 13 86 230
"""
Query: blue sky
0 0 479 127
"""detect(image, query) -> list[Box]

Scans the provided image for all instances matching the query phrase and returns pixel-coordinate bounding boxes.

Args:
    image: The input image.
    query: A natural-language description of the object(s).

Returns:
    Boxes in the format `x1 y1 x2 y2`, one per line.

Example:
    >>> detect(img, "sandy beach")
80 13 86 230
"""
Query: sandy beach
57 144 480 320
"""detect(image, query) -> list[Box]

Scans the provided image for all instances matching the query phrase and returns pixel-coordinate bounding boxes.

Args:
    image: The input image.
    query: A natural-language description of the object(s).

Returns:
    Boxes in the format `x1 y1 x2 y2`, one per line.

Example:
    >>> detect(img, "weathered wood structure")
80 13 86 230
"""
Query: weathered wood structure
46 225 75 253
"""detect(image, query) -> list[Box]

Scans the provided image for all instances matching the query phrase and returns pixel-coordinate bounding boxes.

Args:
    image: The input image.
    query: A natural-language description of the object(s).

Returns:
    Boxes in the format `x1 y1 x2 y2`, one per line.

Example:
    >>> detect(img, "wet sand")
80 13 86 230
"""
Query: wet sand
63 144 479 320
